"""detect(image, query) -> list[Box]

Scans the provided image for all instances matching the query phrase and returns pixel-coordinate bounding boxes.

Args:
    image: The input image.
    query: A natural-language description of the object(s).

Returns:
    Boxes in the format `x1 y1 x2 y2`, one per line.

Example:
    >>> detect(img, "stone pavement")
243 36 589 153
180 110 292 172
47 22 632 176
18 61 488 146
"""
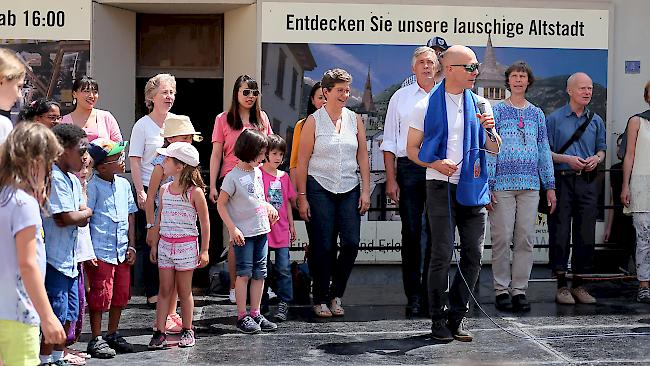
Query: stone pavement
73 266 650 365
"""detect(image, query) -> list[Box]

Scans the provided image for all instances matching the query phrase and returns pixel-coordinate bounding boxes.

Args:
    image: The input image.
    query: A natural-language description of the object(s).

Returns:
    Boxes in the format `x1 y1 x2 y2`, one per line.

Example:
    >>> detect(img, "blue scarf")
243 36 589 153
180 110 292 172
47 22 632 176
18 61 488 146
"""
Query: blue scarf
418 80 490 206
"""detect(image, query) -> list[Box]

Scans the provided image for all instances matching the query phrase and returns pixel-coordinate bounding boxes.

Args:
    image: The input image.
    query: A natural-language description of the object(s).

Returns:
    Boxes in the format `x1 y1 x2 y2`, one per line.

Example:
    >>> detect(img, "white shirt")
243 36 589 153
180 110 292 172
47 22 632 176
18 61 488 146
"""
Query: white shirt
0 114 13 144
380 82 431 158
308 107 360 194
128 115 165 186
409 92 492 184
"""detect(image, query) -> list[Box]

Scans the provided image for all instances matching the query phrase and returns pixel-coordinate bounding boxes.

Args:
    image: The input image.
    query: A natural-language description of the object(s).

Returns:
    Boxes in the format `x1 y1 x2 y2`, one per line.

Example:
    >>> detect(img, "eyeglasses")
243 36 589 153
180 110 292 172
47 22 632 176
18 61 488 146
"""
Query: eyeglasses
45 115 62 121
450 63 481 73
100 153 125 166
242 89 260 97
78 145 88 156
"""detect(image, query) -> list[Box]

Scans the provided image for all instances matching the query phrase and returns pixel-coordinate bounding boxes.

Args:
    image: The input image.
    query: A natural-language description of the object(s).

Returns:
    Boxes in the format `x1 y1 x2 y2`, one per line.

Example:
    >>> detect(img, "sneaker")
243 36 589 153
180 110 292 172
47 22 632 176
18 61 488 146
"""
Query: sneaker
268 288 277 300
50 360 71 366
571 286 597 304
148 331 167 350
430 319 453 342
555 287 576 305
329 297 345 317
104 332 134 353
511 294 531 312
86 336 116 359
495 293 512 311
178 329 196 348
274 301 289 322
236 315 261 334
229 289 236 304
637 287 650 303
165 315 182 334
447 318 473 342
253 314 278 332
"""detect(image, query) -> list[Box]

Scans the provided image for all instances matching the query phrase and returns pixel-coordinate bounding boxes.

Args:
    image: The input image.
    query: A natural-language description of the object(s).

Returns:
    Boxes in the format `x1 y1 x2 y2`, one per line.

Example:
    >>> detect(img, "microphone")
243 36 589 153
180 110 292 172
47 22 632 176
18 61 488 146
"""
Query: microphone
478 101 497 142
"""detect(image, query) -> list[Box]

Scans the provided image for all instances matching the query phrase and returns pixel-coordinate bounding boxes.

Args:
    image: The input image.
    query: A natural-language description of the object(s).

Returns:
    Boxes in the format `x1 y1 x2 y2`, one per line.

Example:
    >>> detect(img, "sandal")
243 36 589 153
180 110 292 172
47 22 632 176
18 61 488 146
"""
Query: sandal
63 352 87 365
329 297 345 317
313 303 332 318
65 348 91 359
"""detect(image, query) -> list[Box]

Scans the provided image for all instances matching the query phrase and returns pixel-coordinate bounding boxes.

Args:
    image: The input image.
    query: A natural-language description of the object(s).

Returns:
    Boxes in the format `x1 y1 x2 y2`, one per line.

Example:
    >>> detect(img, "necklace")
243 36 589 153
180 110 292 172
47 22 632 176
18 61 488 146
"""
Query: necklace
446 93 463 113
508 97 528 129
237 164 254 172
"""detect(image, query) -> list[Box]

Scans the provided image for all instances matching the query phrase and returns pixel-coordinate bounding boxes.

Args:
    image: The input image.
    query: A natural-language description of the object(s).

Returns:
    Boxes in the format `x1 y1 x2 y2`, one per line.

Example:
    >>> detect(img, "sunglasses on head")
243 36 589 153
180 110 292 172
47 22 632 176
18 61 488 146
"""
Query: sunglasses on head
451 63 481 73
242 89 260 97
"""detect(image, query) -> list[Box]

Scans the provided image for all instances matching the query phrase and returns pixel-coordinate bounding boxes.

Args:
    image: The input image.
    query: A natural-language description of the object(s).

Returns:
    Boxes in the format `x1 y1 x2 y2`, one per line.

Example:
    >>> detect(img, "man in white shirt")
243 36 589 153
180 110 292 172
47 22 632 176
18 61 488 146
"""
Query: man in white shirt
381 46 437 317
401 36 449 88
407 45 501 343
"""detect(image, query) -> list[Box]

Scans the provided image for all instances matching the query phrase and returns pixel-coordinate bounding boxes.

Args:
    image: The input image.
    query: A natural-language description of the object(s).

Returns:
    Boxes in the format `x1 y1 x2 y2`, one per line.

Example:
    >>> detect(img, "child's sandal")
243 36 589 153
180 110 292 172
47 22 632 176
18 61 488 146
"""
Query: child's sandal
329 298 345 317
313 304 332 318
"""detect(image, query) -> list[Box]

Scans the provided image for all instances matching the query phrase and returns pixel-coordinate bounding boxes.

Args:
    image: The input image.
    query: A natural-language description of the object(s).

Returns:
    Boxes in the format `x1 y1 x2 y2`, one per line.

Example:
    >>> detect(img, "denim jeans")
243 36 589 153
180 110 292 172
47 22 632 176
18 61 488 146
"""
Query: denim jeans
267 247 293 302
548 173 596 274
306 176 360 305
425 180 486 321
234 234 268 280
396 157 431 304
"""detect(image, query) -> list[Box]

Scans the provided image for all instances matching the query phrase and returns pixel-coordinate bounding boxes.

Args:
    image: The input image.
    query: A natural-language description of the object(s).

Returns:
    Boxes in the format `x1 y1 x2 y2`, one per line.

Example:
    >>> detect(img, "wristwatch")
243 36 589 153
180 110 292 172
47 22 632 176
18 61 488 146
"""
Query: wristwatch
145 223 155 229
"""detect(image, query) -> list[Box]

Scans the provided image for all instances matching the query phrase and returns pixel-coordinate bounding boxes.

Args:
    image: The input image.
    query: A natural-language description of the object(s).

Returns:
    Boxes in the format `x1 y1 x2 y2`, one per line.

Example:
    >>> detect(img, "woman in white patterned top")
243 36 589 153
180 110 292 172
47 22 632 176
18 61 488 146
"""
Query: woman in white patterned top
295 68 371 318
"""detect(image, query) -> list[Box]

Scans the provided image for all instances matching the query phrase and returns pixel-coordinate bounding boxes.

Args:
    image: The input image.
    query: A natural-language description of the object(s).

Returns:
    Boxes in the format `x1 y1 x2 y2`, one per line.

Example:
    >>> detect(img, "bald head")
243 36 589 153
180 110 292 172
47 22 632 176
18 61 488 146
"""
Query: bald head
442 45 479 93
441 45 476 67
566 72 593 107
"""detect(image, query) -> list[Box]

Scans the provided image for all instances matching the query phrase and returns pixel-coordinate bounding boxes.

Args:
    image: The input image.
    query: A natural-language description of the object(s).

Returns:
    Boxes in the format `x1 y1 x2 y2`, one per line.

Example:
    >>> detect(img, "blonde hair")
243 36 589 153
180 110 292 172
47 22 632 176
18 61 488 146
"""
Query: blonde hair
144 73 176 112
174 159 206 202
0 123 63 210
0 48 26 81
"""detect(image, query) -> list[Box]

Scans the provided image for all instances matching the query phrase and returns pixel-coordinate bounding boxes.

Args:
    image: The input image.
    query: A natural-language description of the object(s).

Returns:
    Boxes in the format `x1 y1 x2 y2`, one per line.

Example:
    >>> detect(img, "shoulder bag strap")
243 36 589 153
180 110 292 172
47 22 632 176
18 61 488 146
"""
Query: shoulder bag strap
556 110 594 154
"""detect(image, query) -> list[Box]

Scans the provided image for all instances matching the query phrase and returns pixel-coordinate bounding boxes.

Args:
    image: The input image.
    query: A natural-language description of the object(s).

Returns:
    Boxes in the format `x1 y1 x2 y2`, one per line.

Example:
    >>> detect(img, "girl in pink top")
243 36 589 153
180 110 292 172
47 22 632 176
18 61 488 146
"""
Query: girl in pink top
61 76 122 142
209 75 272 302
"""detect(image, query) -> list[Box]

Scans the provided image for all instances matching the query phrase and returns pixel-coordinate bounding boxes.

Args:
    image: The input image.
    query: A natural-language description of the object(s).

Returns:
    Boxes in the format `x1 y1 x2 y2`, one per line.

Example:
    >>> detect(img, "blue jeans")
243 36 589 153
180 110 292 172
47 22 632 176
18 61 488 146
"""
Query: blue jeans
306 176 360 304
45 264 80 325
234 234 268 280
268 247 293 302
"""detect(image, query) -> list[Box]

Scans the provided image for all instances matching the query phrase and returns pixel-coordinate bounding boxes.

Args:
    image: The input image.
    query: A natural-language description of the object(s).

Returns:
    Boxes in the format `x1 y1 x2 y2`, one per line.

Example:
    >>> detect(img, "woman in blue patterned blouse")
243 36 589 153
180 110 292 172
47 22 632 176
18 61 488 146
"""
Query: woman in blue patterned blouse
487 61 556 312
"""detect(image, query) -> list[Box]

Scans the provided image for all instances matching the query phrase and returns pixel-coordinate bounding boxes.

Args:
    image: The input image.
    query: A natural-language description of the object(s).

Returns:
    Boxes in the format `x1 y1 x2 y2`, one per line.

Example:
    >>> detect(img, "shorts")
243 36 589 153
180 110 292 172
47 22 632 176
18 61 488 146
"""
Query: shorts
45 264 79 325
234 233 268 280
158 236 199 271
84 260 131 312
0 320 40 366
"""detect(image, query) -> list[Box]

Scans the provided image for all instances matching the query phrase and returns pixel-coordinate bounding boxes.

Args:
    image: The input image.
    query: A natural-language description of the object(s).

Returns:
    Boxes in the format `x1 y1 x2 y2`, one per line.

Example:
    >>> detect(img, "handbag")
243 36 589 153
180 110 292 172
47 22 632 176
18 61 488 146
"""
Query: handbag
538 110 594 214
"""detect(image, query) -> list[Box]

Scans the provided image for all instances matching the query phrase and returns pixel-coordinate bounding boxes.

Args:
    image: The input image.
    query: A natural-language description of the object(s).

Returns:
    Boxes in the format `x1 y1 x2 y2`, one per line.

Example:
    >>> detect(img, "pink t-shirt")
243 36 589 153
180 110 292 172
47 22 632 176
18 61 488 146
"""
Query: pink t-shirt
211 111 272 178
261 168 296 248
61 109 123 142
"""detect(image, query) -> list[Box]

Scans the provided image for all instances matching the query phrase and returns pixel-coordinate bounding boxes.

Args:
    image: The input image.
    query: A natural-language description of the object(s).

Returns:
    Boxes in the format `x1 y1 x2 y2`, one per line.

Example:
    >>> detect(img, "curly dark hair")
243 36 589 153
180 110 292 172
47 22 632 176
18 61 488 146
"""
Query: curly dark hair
52 123 87 149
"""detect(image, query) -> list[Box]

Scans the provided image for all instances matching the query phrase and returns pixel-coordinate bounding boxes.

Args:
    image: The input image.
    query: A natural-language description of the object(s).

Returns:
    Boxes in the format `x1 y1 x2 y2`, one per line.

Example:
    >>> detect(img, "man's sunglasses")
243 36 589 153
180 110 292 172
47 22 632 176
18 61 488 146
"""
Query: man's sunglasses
450 63 481 73
242 89 260 97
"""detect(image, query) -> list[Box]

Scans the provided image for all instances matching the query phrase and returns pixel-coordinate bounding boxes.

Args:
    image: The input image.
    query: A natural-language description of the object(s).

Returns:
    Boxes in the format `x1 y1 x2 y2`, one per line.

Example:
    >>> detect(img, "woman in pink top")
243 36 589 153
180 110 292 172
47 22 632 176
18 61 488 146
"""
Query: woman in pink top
61 76 122 142
209 75 272 302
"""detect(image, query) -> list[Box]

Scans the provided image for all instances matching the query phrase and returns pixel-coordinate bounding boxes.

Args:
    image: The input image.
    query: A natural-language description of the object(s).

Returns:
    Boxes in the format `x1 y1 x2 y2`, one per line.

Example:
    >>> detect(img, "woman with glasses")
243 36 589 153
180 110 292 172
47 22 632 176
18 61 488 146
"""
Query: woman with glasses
209 74 273 303
18 98 62 128
487 61 555 312
61 75 123 142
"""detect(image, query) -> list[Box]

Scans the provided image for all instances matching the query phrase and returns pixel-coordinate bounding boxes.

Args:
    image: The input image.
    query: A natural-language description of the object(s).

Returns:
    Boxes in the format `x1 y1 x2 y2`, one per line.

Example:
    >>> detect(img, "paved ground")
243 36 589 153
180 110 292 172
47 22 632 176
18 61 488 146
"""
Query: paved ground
73 265 650 365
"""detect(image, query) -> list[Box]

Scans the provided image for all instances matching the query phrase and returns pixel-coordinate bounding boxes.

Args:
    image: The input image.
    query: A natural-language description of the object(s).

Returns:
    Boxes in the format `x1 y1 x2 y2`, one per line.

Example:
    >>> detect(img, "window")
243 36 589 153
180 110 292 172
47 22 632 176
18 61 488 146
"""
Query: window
290 68 298 109
275 49 286 98
484 87 505 100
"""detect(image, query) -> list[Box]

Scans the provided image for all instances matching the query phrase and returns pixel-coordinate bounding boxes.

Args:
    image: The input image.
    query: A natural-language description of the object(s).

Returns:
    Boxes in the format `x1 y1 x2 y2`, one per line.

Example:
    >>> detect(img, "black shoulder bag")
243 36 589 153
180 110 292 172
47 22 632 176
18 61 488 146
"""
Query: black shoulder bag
539 111 594 214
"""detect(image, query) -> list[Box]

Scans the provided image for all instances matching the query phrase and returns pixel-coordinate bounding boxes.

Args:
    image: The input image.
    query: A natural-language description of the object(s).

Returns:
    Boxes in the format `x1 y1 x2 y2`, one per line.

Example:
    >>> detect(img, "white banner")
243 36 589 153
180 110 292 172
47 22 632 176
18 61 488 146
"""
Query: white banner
262 2 608 49
0 0 91 40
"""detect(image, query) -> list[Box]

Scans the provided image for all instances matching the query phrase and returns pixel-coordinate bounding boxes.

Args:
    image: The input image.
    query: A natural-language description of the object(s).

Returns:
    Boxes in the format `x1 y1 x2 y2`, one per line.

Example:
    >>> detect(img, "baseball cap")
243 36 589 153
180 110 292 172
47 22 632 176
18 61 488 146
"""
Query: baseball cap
426 36 450 50
156 142 200 167
161 114 203 142
88 138 128 166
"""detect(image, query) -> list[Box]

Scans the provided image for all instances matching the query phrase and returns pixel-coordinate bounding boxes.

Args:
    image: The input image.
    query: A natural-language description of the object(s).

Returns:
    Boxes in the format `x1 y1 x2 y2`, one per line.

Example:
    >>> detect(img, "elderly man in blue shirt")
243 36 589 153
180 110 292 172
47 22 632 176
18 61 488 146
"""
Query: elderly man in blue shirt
546 72 606 305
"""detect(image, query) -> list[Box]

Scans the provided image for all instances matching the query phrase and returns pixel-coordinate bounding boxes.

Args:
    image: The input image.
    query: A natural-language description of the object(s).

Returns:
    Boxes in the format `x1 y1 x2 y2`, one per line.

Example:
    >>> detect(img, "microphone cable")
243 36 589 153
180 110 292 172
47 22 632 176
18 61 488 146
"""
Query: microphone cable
441 146 650 341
